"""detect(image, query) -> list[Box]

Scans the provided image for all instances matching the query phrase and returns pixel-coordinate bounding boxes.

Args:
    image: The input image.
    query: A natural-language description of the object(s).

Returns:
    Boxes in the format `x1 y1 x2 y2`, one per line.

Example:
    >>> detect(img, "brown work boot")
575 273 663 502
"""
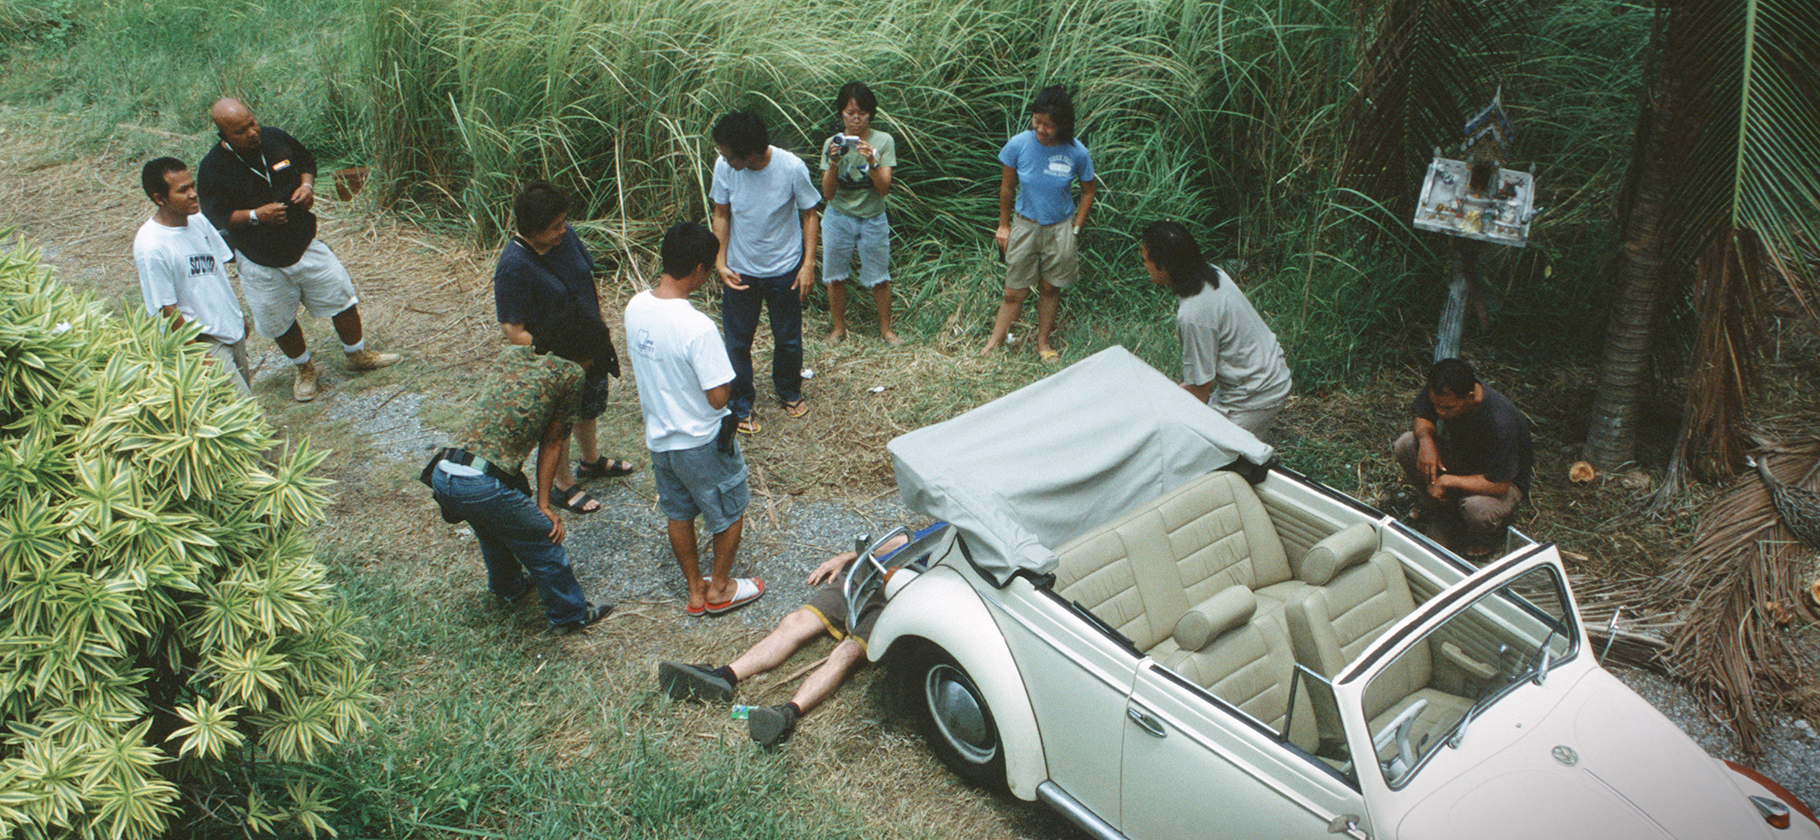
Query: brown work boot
292 361 321 402
346 348 402 371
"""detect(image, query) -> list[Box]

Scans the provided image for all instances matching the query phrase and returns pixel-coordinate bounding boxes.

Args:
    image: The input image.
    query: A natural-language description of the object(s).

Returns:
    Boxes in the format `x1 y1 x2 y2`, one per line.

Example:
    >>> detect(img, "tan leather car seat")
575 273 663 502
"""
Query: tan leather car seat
1161 585 1315 748
1285 524 1471 756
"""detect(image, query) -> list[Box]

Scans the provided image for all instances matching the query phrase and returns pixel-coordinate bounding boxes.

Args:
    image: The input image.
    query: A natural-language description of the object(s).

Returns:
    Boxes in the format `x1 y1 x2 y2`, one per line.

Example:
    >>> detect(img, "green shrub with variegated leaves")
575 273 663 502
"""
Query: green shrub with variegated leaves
0 238 373 839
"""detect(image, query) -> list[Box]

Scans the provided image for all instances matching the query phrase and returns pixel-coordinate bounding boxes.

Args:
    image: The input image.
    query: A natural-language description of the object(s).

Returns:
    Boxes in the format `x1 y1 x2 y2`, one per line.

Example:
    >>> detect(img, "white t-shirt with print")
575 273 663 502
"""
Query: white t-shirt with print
709 147 821 278
133 213 246 343
625 290 736 452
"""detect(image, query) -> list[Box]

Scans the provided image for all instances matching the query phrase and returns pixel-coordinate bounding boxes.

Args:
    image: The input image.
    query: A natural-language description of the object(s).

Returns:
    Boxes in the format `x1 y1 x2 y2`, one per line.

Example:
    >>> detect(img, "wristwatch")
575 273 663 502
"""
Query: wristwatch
248 207 259 225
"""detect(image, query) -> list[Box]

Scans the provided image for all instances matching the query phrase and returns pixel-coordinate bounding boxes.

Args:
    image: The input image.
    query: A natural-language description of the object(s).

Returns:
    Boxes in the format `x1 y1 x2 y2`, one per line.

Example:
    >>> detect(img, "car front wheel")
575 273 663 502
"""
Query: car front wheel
909 647 1006 789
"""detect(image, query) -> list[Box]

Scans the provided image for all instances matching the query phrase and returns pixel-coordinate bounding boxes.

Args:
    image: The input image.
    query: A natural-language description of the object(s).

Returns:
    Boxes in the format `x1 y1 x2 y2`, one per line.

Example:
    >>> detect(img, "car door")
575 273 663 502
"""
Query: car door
1328 546 1583 830
1121 660 1371 839
994 585 1145 825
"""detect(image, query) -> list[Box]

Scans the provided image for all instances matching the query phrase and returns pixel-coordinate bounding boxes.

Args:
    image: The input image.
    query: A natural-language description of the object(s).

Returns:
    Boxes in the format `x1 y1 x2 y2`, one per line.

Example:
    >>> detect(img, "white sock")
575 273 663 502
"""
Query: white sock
290 351 312 366
342 339 366 354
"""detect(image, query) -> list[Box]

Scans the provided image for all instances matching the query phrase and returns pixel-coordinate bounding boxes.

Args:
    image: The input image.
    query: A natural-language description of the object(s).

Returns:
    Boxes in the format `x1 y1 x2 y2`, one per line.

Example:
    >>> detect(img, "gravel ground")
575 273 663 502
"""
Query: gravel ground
559 486 915 630
403 428 915 633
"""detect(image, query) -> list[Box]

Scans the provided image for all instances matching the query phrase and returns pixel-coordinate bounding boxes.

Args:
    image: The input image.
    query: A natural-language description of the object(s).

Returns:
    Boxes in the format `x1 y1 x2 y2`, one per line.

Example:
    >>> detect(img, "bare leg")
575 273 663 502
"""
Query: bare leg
705 516 744 605
571 417 599 477
274 321 307 360
1034 281 1061 356
329 304 364 345
554 435 577 488
982 286 1029 352
788 637 868 715
826 281 848 342
728 609 827 681
873 283 900 344
667 518 706 612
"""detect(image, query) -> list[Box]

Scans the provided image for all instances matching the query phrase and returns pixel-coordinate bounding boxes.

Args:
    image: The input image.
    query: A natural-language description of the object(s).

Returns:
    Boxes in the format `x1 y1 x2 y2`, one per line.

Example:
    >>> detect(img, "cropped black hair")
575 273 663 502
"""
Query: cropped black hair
141 157 189 202
712 111 770 159
514 180 569 237
1029 85 1076 145
1141 220 1220 298
833 81 877 117
661 221 720 280
1427 357 1479 399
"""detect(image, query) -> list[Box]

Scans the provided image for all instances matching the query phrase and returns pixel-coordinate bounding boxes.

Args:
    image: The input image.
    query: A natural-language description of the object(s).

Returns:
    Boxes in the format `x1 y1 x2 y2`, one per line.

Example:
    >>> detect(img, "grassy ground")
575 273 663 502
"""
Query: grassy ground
4 100 1818 836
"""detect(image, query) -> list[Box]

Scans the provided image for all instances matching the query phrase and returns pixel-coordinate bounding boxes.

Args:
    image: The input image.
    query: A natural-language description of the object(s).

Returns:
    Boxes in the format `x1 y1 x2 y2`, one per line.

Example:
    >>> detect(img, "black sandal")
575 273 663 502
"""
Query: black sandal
551 484 602 514
576 456 637 479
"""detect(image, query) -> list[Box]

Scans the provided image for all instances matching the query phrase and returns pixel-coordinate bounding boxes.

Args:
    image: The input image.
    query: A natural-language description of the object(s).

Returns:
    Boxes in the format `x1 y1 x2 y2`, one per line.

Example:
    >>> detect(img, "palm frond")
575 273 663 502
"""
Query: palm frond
1646 0 1820 482
1644 432 1820 756
1658 0 1820 297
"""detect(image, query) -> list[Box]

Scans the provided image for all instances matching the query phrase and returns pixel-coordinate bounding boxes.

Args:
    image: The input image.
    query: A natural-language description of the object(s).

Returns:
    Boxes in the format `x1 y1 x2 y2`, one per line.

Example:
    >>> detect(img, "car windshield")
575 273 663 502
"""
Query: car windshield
1361 564 1576 788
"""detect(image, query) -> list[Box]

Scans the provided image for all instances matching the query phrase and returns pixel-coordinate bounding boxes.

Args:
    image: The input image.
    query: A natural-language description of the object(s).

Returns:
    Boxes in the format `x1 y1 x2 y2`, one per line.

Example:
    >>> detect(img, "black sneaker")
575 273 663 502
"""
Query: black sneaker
748 703 797 747
658 661 733 702
552 603 614 637
494 576 531 608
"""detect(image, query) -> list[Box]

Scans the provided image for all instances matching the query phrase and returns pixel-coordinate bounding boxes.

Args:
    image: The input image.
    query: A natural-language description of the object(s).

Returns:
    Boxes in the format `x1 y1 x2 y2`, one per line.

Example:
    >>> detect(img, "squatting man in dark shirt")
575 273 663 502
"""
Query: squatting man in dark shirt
1392 357 1533 558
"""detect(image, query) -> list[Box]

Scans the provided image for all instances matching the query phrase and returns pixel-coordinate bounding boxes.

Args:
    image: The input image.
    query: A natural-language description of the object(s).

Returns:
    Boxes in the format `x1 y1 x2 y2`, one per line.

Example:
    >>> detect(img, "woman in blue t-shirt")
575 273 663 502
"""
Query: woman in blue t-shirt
983 85 1097 361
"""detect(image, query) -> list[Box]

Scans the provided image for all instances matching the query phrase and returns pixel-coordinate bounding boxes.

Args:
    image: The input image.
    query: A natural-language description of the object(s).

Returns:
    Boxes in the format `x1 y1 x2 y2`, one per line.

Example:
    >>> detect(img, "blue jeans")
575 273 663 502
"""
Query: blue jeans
722 263 803 420
430 468 591 628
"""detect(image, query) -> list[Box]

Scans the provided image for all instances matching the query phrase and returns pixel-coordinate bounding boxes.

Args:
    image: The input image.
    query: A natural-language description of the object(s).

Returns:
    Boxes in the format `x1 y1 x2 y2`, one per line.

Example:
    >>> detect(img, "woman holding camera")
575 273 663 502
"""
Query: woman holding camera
820 81 900 345
983 85 1097 361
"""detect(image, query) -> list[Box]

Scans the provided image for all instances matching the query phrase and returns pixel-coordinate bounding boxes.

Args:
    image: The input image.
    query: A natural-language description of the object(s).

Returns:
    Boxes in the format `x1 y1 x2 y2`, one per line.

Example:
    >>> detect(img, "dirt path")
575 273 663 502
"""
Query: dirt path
4 109 1815 827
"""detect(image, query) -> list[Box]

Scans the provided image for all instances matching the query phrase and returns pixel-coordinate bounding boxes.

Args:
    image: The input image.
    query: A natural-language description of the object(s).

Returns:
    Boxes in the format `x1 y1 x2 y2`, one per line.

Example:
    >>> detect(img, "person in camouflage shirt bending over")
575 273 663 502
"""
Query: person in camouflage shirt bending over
421 313 615 636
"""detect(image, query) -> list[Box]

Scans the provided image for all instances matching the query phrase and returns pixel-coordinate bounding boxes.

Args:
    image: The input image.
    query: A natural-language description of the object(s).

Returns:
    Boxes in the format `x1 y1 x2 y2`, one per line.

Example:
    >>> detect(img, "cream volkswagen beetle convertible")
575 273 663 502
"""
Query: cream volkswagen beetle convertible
856 347 1817 840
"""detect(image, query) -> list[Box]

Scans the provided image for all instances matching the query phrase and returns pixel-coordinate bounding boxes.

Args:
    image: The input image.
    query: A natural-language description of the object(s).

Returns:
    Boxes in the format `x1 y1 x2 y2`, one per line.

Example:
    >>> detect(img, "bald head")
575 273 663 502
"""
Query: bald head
210 98 261 153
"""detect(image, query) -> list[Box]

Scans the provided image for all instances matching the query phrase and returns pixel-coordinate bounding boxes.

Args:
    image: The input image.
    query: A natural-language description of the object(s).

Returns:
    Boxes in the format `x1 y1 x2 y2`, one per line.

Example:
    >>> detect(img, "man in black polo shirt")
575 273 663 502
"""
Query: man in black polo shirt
199 97 400 402
1392 357 1532 557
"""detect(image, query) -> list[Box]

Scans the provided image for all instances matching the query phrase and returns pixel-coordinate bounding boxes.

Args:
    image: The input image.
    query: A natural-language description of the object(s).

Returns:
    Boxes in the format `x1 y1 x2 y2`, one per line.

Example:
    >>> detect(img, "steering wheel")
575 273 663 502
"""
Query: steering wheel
1371 698 1429 783
843 526 909 629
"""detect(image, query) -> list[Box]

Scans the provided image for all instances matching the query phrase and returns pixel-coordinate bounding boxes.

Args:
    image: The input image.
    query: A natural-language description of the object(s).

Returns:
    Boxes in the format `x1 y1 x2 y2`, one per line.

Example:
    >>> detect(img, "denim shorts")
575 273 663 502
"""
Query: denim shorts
822 208 890 288
652 438 750 534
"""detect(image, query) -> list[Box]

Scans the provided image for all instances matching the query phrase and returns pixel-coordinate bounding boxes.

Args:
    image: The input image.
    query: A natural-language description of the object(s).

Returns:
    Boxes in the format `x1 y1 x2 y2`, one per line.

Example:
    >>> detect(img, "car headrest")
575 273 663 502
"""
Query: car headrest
1174 585 1258 651
1297 522 1378 586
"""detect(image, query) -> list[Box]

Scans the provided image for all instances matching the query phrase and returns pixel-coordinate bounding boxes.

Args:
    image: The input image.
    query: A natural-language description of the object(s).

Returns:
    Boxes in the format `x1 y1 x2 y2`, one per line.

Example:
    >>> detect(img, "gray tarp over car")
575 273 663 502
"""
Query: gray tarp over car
889 346 1276 586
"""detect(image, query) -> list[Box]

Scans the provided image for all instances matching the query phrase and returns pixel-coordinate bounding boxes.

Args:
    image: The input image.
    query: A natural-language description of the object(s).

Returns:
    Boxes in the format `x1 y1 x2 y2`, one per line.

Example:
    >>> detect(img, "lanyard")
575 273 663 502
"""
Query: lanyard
225 141 273 190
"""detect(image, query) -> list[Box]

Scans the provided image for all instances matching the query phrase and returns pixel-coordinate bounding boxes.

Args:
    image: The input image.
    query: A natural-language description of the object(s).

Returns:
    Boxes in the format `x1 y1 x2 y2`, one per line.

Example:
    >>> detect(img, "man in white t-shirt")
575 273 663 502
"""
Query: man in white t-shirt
626 222 764 617
710 110 822 433
133 157 253 395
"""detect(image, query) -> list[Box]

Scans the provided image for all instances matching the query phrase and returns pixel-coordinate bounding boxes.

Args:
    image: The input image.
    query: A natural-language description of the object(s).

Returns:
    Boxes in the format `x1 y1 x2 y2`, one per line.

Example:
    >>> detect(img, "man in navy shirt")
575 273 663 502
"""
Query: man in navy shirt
1393 357 1532 557
199 97 400 402
493 180 633 514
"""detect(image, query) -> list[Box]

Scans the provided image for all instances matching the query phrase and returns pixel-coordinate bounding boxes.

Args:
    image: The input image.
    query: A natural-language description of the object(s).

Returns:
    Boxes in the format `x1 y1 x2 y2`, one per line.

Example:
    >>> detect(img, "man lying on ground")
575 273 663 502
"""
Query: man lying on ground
658 526 937 746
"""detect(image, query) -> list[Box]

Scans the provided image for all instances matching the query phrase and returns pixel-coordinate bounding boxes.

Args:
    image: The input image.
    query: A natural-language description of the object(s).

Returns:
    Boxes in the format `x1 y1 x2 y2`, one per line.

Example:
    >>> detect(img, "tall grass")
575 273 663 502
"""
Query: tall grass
0 0 1654 381
0 0 365 158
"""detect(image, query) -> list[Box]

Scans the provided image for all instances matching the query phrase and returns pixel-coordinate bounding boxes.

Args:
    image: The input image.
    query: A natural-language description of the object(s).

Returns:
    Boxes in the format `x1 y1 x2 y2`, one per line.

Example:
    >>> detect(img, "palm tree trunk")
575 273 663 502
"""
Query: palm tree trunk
1582 45 1687 470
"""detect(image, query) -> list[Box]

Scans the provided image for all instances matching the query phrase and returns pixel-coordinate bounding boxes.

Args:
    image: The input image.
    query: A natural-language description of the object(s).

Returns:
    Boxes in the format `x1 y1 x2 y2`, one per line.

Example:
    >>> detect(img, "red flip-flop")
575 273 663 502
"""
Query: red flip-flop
704 577 765 615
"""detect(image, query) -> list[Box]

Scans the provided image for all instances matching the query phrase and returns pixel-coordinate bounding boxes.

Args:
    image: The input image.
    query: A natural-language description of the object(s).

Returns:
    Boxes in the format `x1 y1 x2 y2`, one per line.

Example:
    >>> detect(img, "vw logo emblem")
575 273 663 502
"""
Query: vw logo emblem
1552 745 1579 766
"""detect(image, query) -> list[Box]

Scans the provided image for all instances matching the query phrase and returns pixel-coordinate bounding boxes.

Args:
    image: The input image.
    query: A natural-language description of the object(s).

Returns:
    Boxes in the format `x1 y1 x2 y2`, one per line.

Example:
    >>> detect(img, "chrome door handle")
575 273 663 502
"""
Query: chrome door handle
1126 707 1166 738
